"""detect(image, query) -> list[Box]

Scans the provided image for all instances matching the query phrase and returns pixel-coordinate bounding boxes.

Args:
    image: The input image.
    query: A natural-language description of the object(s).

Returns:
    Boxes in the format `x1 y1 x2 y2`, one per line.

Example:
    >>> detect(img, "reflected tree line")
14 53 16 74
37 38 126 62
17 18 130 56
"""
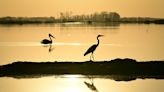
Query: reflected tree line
0 11 163 24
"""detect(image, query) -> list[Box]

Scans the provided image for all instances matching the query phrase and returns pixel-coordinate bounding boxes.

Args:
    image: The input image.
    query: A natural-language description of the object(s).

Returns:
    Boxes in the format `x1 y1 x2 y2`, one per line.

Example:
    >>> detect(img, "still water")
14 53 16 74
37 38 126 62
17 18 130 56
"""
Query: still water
0 23 164 92
0 23 164 65
0 75 164 92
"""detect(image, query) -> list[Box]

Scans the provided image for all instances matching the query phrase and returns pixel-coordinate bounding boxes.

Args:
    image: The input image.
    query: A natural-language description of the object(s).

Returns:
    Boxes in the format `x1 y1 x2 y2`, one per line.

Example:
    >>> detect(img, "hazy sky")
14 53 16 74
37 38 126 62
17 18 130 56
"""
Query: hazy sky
0 0 164 18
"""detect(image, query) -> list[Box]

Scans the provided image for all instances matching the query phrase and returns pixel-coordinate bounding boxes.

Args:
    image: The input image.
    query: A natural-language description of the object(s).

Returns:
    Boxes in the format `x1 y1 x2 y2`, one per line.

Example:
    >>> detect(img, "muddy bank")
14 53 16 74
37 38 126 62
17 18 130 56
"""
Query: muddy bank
0 58 164 80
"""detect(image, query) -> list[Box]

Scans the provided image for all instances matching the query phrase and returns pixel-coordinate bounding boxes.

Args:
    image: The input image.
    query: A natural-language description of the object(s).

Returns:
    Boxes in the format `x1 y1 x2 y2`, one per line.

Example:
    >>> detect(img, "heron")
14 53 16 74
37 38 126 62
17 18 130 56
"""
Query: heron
84 35 104 61
41 34 55 44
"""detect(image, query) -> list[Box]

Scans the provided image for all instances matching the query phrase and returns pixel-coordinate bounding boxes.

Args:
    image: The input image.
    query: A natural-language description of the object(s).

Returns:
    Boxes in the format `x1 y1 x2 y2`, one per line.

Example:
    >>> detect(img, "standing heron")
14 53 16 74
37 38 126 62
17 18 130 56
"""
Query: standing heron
41 34 55 44
84 35 104 61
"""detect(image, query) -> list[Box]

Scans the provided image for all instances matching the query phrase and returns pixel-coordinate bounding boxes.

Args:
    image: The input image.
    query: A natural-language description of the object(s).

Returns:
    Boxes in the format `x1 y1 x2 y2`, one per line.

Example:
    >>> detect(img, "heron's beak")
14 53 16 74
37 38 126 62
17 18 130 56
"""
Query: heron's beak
99 35 104 37
51 35 55 39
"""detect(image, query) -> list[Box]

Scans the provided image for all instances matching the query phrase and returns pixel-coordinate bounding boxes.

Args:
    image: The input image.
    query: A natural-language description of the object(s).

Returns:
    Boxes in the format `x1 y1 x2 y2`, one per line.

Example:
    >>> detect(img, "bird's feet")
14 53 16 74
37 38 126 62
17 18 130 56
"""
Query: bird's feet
89 60 94 62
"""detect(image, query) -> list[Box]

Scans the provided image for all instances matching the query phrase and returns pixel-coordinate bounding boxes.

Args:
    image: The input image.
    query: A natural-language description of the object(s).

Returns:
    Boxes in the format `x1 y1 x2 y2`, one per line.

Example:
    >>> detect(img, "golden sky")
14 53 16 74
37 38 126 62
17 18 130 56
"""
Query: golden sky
0 0 164 18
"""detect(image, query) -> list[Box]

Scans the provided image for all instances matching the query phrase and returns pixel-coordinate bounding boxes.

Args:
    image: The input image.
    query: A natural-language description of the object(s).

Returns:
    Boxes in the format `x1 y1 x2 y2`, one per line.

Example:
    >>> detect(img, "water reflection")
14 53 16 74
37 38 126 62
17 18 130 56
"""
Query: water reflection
48 44 55 52
2 74 163 82
1 74 163 92
0 75 163 92
84 81 98 92
59 22 120 28
42 44 55 52
84 75 99 92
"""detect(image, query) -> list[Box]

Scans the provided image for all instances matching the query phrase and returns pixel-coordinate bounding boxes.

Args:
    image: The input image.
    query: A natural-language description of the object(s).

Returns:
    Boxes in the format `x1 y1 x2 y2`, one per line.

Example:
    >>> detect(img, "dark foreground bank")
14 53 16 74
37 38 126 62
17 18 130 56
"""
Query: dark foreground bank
0 58 164 80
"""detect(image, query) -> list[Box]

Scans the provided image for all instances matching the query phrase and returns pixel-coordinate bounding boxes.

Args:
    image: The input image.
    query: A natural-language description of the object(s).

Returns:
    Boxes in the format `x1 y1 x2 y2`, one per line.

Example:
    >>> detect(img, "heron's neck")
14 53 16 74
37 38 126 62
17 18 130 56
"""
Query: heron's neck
97 37 99 45
49 36 52 42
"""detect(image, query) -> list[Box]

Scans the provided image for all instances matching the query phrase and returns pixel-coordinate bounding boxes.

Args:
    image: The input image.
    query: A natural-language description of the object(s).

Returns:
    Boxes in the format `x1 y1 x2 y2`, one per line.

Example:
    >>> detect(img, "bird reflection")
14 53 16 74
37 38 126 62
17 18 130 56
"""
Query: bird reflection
84 35 104 61
48 44 55 52
43 44 55 52
84 76 99 92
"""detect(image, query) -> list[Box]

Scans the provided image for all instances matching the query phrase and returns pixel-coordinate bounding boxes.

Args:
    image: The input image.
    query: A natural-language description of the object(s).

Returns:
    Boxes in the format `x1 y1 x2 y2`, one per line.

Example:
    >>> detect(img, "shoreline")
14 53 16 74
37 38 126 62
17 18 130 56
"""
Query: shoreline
0 58 164 80
0 21 163 25
0 17 164 24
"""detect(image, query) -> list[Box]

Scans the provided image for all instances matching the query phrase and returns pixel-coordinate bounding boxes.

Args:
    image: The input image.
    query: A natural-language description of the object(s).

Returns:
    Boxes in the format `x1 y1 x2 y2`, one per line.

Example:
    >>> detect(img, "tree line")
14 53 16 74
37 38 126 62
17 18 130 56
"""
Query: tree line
0 11 163 24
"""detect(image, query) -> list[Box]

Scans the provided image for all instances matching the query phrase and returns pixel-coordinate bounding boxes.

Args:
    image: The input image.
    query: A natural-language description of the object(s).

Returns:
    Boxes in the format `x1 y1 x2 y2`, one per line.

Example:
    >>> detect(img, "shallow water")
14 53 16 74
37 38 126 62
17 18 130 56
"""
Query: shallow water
0 75 164 92
0 23 164 92
0 23 164 65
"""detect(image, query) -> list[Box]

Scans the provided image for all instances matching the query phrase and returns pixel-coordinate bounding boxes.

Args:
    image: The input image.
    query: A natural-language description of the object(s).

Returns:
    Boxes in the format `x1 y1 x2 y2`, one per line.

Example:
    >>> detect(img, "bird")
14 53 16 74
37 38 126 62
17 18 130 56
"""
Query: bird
41 34 55 44
84 34 104 61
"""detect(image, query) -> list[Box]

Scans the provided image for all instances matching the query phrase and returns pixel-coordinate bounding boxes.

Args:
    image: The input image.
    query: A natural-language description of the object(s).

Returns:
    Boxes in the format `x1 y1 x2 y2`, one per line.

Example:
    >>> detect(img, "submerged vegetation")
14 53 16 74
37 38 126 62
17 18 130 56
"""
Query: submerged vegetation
0 11 164 24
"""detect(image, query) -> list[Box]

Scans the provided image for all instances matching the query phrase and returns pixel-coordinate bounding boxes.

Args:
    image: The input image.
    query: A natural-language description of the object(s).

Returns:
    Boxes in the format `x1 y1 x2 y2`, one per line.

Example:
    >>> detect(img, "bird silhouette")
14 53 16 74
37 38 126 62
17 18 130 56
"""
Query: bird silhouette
48 44 55 52
41 34 55 44
84 75 98 92
84 35 104 61
84 81 98 92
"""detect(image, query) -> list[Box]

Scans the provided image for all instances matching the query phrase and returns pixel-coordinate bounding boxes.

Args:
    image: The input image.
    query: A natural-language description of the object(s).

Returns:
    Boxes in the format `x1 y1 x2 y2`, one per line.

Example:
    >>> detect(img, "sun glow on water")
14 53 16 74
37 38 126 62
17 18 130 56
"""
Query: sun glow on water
64 75 82 81
60 75 88 92
0 42 122 47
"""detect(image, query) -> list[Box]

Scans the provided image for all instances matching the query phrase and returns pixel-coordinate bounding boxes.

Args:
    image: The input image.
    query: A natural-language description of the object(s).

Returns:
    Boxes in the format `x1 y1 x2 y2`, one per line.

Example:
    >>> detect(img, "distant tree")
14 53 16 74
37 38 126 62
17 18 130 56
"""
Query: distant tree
59 12 73 22
89 12 120 22
107 12 120 22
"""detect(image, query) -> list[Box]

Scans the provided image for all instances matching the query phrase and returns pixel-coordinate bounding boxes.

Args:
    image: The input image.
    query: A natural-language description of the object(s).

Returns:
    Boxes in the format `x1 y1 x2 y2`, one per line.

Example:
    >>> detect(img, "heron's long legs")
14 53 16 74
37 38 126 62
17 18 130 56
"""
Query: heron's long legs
90 53 95 61
90 54 92 61
92 53 95 61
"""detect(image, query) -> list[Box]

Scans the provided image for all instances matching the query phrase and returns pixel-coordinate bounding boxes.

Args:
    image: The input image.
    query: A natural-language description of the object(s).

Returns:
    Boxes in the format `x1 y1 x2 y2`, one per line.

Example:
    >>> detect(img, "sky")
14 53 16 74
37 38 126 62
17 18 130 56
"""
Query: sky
0 0 164 18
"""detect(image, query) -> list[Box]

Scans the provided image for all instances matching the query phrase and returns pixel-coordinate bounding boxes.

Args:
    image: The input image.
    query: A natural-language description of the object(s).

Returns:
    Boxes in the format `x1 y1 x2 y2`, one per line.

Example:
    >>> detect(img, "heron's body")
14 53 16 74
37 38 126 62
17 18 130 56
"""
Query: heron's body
41 34 55 44
84 35 103 61
84 44 98 56
41 39 52 44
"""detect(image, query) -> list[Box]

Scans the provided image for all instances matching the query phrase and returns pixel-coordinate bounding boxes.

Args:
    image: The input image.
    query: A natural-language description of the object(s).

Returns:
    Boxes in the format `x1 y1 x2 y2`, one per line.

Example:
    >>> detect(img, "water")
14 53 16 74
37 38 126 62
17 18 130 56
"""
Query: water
0 75 164 92
0 23 164 92
0 23 164 65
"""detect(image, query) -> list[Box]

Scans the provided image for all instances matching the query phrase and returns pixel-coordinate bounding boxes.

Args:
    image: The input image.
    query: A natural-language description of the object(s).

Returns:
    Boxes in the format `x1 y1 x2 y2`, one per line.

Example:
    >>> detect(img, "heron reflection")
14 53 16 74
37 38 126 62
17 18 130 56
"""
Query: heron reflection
84 76 99 92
